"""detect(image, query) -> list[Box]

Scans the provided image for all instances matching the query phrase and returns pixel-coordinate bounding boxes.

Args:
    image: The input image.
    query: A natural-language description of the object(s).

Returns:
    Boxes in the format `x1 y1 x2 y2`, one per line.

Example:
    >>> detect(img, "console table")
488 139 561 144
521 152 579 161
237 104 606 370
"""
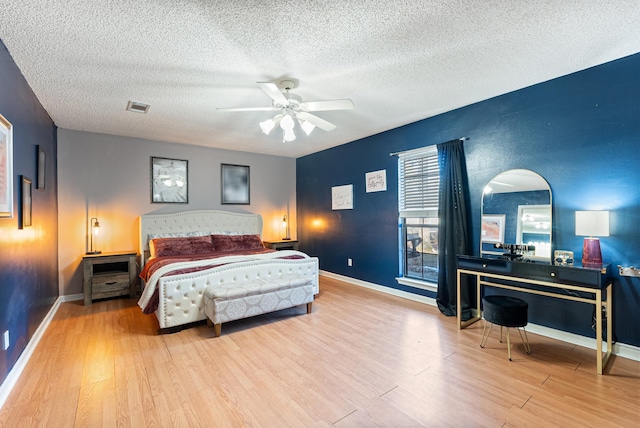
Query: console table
456 255 613 374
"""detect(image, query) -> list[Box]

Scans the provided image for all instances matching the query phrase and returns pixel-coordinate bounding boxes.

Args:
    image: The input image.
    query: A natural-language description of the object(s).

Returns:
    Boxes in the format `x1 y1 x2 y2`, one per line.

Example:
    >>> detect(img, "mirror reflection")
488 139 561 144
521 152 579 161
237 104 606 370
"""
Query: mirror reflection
481 169 552 260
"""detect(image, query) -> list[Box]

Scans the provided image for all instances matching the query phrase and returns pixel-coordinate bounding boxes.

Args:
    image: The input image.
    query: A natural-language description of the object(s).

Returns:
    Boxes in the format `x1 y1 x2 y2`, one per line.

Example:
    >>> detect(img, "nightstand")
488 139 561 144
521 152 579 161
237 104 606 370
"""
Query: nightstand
263 240 299 251
82 251 138 305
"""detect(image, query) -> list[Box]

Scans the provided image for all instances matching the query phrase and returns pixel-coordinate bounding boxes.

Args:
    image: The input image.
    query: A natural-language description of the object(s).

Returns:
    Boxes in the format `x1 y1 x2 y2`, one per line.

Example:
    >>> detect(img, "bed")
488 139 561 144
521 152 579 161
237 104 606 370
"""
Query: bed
138 210 319 329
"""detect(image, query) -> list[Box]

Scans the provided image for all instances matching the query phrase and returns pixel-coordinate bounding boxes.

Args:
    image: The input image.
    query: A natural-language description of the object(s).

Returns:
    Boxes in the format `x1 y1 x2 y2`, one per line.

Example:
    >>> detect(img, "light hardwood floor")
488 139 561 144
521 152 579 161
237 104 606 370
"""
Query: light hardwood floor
1 276 639 427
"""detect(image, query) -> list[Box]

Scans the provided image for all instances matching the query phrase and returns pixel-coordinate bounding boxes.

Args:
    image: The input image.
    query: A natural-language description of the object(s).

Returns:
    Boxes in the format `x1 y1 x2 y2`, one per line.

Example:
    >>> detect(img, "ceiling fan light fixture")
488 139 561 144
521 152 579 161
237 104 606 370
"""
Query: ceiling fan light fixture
283 128 296 142
300 119 315 136
259 118 275 134
280 114 295 130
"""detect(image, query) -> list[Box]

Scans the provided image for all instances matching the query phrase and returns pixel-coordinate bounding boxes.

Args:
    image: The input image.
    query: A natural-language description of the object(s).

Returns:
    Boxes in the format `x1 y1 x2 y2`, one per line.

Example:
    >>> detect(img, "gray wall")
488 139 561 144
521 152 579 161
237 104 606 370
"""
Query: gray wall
58 129 296 296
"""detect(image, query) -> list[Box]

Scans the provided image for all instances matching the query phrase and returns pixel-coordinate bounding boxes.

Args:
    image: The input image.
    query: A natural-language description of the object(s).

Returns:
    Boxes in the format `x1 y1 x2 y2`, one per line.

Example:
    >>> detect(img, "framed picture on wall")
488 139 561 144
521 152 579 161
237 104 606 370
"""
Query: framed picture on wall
150 157 188 203
37 145 46 190
21 176 32 228
481 214 505 243
0 114 13 218
221 163 250 205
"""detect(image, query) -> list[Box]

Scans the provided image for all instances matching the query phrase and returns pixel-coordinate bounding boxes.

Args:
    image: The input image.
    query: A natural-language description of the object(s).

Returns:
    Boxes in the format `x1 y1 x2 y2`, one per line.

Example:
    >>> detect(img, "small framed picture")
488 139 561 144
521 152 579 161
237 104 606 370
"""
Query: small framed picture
150 157 188 203
221 164 250 205
481 214 505 243
37 145 46 190
0 114 13 218
21 176 32 228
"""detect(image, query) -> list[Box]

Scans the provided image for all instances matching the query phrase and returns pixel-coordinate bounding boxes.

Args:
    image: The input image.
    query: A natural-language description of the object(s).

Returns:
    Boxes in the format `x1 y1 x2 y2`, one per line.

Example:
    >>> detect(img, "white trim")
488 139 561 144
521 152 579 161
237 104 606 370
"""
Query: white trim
321 270 437 306
395 276 437 292
61 293 83 302
0 296 63 410
321 271 640 363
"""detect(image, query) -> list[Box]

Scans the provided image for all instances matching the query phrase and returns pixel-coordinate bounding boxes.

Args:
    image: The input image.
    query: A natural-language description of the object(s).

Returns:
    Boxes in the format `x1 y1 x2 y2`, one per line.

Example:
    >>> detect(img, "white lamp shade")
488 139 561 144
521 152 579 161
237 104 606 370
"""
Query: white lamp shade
283 128 296 142
300 120 315 136
280 114 295 130
575 211 609 237
259 119 275 134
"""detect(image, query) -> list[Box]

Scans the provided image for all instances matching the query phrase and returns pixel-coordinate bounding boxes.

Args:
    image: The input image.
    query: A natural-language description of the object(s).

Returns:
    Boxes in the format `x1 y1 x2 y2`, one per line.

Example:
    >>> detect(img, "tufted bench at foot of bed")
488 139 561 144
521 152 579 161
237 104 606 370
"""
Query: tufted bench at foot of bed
203 276 314 337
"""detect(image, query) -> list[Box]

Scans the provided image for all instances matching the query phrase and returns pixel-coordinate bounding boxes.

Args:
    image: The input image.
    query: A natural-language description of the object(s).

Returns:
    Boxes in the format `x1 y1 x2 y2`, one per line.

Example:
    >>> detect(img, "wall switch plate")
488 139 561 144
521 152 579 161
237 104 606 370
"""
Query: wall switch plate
347 258 353 267
2 330 8 350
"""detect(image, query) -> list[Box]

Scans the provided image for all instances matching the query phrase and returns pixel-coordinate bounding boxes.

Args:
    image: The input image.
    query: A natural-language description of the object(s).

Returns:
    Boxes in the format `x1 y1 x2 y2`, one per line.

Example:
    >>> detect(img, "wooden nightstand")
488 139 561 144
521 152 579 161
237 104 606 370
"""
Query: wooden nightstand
263 240 299 251
82 251 138 305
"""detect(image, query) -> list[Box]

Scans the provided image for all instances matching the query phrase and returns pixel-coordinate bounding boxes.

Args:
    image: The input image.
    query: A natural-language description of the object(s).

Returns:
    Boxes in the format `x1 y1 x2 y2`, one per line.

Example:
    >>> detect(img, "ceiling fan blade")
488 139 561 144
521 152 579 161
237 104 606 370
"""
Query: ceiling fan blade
296 111 337 132
257 82 289 106
216 106 276 112
299 99 354 112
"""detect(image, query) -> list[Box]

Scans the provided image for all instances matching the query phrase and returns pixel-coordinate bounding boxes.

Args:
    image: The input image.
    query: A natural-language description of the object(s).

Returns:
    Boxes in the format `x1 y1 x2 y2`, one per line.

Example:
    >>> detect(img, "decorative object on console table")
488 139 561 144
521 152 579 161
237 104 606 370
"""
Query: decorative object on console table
87 217 101 254
83 251 138 305
575 210 609 266
263 240 299 251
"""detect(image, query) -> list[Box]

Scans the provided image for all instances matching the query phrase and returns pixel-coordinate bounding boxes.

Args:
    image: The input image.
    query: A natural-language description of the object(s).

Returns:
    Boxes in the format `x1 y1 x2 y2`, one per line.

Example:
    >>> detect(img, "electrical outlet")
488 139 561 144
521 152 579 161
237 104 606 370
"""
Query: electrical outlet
2 330 8 351
347 258 353 267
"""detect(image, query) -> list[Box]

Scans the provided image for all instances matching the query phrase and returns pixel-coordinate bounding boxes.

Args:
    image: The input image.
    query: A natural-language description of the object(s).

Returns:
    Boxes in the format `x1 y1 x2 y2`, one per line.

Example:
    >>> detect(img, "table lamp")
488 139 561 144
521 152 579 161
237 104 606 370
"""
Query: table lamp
282 214 290 240
575 211 609 266
87 217 102 254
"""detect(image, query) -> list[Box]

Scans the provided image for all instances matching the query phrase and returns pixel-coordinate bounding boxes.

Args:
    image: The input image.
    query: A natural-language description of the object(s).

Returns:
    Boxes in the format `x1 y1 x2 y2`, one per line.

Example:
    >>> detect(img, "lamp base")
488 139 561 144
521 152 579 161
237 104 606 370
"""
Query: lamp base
86 250 102 255
581 237 602 266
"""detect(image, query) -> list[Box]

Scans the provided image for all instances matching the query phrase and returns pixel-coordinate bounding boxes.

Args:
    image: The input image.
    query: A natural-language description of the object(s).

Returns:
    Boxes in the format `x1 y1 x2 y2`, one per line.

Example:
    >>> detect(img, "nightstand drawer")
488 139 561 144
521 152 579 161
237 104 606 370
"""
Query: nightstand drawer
92 273 130 290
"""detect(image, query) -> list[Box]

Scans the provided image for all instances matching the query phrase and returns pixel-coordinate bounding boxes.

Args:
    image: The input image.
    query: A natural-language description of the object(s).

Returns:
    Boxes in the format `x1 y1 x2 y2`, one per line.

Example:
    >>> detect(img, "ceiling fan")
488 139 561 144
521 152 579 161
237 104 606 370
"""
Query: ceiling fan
217 80 354 142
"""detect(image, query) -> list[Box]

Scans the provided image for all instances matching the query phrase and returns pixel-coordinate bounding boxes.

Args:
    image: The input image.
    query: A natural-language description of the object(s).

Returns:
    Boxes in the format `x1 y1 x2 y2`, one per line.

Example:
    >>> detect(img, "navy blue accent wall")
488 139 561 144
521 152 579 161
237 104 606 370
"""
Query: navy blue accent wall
0 41 58 385
297 53 640 347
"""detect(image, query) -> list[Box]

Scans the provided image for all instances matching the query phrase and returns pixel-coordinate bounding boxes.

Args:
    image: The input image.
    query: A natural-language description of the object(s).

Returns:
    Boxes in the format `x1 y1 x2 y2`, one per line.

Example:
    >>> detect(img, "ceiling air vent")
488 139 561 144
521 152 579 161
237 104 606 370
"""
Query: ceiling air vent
126 100 150 114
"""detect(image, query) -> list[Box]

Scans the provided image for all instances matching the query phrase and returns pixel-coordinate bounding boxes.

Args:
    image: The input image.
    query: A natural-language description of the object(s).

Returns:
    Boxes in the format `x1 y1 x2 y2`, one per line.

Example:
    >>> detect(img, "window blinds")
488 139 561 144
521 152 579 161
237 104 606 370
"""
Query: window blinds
398 145 439 218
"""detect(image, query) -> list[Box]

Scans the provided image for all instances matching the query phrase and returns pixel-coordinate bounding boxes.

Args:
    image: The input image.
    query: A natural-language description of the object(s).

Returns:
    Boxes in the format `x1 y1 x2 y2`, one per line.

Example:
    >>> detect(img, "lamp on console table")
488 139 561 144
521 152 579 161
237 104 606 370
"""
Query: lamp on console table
575 210 609 266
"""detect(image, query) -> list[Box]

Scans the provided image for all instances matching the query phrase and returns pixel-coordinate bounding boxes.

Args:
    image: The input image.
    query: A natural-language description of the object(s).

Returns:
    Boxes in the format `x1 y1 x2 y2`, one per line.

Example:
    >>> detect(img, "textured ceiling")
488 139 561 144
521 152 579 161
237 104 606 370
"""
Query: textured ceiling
1 1 639 158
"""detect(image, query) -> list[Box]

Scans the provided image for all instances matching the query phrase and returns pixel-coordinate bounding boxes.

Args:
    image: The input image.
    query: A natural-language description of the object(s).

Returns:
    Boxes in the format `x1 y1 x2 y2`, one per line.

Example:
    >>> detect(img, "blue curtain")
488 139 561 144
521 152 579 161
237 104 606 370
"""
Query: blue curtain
436 139 473 318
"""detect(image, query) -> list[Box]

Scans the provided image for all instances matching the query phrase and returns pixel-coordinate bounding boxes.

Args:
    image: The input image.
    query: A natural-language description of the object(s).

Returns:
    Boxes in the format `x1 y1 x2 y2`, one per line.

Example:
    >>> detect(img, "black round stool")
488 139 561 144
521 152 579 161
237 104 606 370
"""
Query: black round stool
480 295 531 361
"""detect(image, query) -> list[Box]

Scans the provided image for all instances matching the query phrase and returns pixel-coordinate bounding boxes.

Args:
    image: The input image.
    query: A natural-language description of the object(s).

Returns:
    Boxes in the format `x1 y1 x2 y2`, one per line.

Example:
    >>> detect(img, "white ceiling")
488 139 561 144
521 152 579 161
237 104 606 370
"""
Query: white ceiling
1 1 639 158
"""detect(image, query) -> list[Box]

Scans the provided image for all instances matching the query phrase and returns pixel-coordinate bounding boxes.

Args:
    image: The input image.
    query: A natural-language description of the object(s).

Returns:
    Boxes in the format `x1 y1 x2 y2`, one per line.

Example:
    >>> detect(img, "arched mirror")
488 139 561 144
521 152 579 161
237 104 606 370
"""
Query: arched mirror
481 169 552 261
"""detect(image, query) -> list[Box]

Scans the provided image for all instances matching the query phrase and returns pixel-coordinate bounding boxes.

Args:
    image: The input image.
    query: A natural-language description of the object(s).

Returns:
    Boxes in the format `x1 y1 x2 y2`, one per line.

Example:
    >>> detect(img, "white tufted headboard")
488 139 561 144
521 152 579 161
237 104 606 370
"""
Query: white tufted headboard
139 210 263 266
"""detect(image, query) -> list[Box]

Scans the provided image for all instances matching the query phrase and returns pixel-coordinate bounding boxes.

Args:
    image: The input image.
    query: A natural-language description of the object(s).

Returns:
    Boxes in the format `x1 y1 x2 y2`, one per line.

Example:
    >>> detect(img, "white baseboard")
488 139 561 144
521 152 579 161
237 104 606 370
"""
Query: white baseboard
61 293 84 302
320 270 640 363
0 296 63 410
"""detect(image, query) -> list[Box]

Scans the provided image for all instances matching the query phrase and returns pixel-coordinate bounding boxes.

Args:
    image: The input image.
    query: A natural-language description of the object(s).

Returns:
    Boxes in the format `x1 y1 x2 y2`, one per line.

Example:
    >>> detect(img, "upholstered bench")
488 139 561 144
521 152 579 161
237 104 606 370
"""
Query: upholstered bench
203 276 314 337
480 295 531 361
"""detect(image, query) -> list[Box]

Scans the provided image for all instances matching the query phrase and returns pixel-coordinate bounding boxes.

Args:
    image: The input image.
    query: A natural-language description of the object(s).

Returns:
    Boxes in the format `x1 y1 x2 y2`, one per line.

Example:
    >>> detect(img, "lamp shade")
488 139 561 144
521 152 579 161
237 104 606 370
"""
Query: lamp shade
575 211 609 237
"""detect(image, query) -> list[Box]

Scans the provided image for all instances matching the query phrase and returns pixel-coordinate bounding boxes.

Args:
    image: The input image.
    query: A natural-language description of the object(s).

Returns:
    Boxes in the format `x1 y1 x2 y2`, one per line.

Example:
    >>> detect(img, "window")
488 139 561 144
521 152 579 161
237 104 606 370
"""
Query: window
397 146 439 286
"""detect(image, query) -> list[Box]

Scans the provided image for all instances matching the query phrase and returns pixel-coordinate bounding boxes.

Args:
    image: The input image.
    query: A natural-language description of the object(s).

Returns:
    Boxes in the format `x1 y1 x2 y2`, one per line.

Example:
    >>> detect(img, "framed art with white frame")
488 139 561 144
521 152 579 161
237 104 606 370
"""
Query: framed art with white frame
481 214 506 243
0 114 13 218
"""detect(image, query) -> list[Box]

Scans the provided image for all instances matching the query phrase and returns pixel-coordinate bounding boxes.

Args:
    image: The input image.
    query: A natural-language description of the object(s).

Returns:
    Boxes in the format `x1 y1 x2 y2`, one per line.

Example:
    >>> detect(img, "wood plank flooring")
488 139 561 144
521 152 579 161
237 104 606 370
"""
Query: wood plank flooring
1 276 639 427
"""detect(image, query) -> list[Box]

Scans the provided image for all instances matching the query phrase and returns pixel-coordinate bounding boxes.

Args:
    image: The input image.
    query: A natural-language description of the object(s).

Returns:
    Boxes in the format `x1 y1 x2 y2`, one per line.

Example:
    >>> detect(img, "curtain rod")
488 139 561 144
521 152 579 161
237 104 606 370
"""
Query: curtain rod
389 137 469 157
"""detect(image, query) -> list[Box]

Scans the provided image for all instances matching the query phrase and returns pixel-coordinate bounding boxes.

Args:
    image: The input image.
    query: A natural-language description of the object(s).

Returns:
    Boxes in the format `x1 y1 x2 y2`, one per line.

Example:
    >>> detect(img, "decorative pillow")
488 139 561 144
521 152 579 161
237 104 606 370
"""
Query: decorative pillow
211 234 264 252
150 235 216 258
148 231 212 240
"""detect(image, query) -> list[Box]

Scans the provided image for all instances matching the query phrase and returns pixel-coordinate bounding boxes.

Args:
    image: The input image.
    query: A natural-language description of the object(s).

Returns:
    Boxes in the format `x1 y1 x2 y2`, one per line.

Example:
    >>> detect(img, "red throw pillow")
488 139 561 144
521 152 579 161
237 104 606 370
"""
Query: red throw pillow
150 235 215 257
210 234 264 252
